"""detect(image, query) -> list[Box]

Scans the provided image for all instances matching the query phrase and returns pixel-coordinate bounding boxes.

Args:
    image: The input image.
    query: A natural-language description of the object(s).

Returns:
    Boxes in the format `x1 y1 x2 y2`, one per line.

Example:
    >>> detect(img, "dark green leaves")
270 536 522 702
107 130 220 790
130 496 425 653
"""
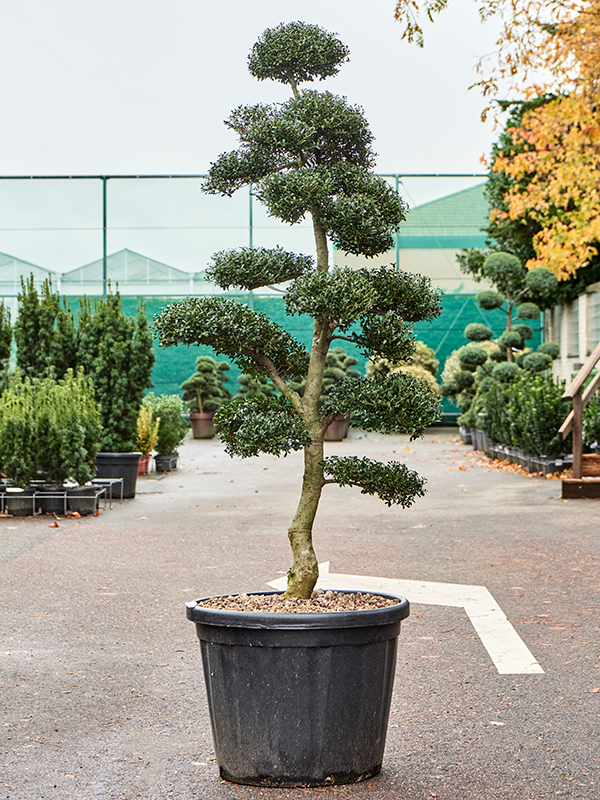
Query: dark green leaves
464 323 493 342
324 456 426 507
286 268 377 328
285 266 441 332
363 267 441 320
352 312 416 363
248 21 349 86
153 297 309 381
215 395 311 458
207 247 313 290
323 373 441 437
204 93 376 198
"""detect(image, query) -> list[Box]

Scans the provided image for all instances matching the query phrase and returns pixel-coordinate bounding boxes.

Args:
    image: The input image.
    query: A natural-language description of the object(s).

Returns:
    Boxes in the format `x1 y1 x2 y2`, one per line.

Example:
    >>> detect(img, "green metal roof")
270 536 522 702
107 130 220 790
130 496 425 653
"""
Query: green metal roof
398 184 488 249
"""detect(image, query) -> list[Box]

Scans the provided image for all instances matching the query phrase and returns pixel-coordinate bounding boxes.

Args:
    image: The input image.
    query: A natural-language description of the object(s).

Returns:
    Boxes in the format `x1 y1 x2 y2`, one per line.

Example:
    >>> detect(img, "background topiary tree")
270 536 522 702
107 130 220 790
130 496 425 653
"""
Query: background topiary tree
181 355 232 413
457 251 559 361
155 21 442 599
367 340 440 395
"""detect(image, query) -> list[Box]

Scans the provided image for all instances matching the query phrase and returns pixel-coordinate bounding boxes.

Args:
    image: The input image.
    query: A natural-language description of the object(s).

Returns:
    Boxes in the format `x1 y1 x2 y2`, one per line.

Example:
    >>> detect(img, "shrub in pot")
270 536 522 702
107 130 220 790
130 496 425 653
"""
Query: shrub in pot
143 393 188 471
78 290 155 497
181 355 231 439
155 22 441 789
0 376 36 514
136 405 160 475
0 370 102 515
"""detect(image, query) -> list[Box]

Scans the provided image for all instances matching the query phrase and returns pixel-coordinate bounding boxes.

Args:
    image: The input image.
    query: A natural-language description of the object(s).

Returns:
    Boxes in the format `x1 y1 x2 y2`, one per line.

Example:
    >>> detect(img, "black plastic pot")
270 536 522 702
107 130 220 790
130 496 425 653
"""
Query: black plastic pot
4 489 38 516
35 488 68 515
154 452 178 473
186 590 410 787
67 486 103 515
95 452 141 499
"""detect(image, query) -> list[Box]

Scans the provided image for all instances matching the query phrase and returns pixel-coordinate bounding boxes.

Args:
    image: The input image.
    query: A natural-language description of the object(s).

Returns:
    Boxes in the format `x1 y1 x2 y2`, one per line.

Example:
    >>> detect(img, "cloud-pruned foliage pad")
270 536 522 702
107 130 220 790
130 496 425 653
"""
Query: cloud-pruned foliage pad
207 247 313 290
324 455 426 507
215 395 311 458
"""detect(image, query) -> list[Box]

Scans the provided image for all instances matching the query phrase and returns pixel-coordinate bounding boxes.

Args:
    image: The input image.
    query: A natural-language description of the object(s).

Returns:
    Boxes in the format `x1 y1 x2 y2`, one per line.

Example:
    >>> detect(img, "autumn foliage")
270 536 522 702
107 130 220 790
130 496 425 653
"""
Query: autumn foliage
394 0 600 279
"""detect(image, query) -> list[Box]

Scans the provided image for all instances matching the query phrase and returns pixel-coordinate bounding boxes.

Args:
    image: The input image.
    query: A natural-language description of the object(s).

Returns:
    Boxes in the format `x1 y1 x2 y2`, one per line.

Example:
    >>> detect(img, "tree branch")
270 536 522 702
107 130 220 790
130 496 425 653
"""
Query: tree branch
242 347 302 412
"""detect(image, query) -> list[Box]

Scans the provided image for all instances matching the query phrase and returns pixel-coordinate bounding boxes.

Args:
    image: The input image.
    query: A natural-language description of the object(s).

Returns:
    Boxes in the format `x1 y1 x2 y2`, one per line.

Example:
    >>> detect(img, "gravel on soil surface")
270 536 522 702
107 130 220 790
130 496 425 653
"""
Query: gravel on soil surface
196 589 400 613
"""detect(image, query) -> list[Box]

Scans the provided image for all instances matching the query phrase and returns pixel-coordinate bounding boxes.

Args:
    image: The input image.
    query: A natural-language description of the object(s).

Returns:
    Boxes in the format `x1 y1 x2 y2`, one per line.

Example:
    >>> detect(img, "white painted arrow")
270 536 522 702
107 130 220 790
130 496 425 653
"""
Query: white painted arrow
268 562 543 676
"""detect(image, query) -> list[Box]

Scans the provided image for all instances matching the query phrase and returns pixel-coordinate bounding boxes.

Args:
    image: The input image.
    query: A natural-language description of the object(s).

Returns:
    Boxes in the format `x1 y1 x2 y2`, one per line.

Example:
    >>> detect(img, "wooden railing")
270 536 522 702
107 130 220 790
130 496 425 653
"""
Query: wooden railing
559 340 600 478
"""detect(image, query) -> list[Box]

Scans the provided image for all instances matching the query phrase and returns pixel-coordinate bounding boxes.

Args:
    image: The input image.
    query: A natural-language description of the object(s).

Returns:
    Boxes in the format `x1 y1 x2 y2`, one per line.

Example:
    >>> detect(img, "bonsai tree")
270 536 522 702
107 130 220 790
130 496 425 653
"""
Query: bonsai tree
181 355 232 413
77 290 155 452
457 250 558 361
143 393 188 455
154 21 442 599
237 371 277 400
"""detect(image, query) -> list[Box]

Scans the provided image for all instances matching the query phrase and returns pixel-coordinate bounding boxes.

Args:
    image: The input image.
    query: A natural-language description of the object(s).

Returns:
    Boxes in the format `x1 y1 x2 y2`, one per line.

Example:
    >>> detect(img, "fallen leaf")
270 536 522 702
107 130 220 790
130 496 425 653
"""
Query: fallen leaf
588 688 600 693
139 516 146 520
49 521 59 528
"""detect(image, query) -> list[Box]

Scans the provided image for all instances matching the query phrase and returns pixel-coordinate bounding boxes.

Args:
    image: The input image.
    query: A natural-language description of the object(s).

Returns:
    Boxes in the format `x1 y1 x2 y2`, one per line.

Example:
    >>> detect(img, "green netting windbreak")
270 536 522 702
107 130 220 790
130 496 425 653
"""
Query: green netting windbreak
62 294 541 420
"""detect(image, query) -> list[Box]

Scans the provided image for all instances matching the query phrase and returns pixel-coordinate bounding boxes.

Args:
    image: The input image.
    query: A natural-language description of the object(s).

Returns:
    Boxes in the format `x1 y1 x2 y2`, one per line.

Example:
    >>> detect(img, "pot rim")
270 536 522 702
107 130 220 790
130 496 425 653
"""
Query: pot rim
186 589 409 630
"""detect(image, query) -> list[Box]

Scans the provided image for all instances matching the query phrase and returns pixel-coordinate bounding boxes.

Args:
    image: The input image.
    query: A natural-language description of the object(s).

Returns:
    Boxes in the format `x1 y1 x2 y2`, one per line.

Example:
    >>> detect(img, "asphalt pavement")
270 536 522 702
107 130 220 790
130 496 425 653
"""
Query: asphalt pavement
1 427 599 800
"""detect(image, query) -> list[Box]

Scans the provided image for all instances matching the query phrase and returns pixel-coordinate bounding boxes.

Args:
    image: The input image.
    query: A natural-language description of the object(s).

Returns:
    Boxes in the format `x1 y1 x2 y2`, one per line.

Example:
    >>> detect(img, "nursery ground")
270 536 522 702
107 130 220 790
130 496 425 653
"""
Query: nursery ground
1 428 599 800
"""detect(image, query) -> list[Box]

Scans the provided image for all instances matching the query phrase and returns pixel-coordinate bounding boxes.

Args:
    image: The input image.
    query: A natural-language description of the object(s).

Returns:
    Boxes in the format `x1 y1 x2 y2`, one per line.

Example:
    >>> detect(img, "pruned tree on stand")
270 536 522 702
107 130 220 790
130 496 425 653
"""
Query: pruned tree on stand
155 21 442 599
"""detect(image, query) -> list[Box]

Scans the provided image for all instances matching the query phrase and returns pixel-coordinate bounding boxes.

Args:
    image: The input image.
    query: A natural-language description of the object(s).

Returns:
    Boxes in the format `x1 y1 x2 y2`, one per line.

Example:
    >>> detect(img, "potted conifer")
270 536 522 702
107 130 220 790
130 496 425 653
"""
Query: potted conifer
154 22 441 788
181 355 231 439
78 290 155 498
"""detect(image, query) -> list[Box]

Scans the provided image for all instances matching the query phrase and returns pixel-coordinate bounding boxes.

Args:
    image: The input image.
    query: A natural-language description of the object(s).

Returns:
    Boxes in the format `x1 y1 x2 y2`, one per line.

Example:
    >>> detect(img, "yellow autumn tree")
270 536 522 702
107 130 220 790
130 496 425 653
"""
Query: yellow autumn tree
394 0 600 278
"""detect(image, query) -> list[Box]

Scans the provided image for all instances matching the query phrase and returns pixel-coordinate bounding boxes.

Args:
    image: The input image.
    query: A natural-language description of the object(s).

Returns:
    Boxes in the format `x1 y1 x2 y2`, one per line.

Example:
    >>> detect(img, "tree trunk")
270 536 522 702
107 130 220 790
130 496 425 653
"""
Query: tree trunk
286 439 324 598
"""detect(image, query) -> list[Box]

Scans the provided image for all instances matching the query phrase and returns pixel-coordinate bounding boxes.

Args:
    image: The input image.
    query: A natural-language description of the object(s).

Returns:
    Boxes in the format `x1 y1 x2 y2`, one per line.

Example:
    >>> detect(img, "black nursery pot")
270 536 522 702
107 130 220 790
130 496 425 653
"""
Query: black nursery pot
95 452 141 498
186 590 410 788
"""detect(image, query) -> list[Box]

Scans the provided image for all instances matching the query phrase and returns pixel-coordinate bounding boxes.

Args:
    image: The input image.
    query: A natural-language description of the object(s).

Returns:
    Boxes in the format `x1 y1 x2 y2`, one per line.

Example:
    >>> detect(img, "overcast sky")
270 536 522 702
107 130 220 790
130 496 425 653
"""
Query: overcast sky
0 0 503 177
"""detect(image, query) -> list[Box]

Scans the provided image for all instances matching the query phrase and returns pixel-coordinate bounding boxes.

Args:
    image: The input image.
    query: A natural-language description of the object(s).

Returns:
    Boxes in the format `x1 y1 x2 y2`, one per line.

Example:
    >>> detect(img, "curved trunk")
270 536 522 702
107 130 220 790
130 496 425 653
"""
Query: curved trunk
286 439 324 598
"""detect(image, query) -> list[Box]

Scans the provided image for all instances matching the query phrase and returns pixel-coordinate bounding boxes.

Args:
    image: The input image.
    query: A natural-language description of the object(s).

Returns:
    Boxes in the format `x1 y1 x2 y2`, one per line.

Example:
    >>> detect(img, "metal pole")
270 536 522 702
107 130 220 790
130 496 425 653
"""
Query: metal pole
395 174 400 273
249 183 253 249
102 177 108 297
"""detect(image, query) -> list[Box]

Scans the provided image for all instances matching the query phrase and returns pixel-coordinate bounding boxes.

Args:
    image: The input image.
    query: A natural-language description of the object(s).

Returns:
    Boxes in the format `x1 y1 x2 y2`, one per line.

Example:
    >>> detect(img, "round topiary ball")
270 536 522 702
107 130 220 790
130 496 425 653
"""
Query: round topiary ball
454 370 475 391
478 376 494 392
516 348 533 367
464 322 493 342
537 342 560 359
483 252 522 284
517 302 541 320
525 266 558 297
497 329 525 349
476 290 505 310
489 348 507 362
522 352 552 372
441 382 458 398
458 346 488 371
492 361 519 382
512 324 533 341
